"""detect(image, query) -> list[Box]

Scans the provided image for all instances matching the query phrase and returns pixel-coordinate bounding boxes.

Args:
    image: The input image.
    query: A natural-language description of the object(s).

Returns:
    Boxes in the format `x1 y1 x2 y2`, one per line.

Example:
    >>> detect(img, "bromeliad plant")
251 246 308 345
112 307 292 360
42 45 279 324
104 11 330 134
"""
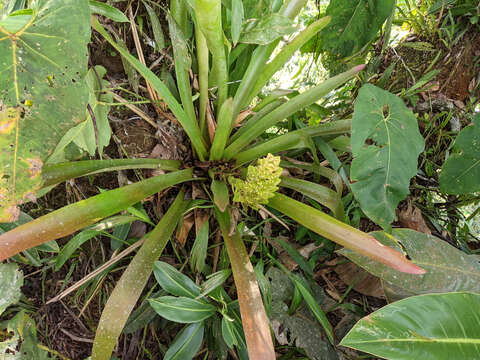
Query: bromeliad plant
0 0 425 359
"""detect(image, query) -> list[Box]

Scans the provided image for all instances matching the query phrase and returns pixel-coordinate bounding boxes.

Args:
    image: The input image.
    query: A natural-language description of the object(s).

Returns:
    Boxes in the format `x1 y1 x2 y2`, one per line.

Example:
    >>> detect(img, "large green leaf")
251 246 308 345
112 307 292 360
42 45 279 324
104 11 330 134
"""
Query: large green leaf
319 0 395 58
340 292 480 360
0 263 22 316
350 84 424 229
0 0 90 222
340 229 480 298
439 113 480 194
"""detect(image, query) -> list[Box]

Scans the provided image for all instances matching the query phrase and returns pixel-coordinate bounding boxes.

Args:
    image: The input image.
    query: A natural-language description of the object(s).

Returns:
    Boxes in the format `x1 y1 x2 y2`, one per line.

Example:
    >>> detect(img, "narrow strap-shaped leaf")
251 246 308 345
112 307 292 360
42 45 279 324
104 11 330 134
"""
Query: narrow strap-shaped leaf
234 120 351 164
168 14 197 129
0 169 194 261
89 0 129 22
210 98 233 160
143 1 165 50
195 0 228 110
215 208 275 360
42 158 180 187
280 176 344 220
91 191 189 360
195 24 209 138
231 0 308 119
225 66 364 158
91 19 208 160
268 193 425 274
250 16 331 97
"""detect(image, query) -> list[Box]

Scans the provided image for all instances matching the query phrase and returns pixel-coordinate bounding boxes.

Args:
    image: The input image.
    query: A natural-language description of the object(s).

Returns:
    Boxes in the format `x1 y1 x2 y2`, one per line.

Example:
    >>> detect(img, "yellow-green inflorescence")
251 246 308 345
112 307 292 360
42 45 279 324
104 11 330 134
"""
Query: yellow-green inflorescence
229 154 282 210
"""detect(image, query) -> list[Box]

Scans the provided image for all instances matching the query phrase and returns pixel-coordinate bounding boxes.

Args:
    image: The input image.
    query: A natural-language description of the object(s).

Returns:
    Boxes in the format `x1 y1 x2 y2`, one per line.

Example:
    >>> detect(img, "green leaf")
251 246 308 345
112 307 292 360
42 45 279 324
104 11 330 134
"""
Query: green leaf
55 215 139 270
190 218 209 273
0 263 22 316
89 0 129 22
72 66 112 157
268 194 425 274
280 176 344 220
154 261 201 298
211 180 230 212
143 1 165 50
210 98 233 160
91 192 189 360
225 65 364 158
240 14 296 45
148 296 216 323
0 169 194 261
319 0 395 58
199 269 232 297
0 0 90 222
350 84 424 229
42 158 180 187
275 237 313 277
339 229 480 298
340 292 480 360
222 316 238 348
164 322 205 360
291 275 333 344
231 0 244 45
1 312 50 359
439 113 480 194
92 19 208 160
195 0 228 108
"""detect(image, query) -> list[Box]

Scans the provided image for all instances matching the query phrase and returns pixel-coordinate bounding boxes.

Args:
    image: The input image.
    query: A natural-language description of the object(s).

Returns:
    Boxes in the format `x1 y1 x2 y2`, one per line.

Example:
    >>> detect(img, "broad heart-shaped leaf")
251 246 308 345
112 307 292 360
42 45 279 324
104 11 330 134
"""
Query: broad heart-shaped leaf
340 292 480 360
0 0 90 222
350 84 424 229
0 263 23 316
440 113 480 194
319 0 394 58
340 229 480 298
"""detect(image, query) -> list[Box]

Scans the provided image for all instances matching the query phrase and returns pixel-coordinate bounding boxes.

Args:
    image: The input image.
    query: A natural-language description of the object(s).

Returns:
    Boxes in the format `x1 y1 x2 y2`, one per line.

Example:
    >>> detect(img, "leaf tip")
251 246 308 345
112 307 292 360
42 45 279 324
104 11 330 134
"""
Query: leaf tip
354 64 366 72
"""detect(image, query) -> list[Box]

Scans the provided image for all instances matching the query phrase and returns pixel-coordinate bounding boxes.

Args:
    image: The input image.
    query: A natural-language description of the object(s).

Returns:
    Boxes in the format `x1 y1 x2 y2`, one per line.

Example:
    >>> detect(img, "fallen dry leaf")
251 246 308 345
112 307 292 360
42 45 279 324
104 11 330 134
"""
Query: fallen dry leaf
335 261 384 298
397 202 431 235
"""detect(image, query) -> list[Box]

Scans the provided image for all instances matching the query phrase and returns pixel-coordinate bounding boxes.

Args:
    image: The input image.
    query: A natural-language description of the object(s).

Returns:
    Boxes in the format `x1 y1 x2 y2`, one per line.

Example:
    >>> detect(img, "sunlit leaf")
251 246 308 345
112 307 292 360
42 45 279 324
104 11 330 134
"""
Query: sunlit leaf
341 292 480 360
0 0 90 221
149 296 216 323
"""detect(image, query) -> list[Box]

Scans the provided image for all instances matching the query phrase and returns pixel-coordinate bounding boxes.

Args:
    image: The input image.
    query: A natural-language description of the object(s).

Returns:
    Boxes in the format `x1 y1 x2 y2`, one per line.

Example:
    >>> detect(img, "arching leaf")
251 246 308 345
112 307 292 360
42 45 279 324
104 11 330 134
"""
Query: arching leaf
0 0 90 221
